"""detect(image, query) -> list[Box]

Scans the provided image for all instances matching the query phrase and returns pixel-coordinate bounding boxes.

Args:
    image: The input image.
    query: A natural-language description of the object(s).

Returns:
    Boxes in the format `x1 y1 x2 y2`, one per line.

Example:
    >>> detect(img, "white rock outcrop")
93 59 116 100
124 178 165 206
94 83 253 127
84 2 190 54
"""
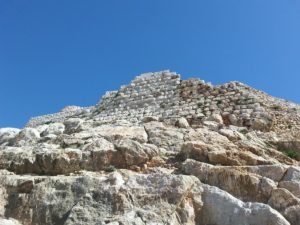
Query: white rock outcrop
1 71 300 225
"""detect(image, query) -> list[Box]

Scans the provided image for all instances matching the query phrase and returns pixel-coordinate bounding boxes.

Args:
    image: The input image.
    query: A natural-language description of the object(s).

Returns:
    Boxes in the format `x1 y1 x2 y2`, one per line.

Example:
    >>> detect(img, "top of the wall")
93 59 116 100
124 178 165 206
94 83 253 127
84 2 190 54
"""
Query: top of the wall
24 70 300 134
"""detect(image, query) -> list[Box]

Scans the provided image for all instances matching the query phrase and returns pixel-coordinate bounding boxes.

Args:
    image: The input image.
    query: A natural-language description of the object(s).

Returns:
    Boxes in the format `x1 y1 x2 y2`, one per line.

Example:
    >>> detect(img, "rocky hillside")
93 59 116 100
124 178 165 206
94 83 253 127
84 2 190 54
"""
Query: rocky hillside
0 71 300 225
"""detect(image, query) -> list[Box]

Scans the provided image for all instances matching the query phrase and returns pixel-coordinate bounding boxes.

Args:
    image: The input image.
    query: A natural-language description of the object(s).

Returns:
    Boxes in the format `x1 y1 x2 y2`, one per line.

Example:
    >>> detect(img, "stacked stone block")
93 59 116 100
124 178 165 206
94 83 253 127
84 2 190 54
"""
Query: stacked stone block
26 106 94 127
26 70 268 128
94 70 181 122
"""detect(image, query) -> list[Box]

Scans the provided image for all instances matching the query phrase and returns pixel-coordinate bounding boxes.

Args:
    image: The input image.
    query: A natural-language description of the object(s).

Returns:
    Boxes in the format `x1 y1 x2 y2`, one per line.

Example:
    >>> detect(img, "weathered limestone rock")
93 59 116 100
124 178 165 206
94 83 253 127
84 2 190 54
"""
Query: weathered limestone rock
0 171 292 225
182 159 300 225
227 114 238 126
82 137 116 170
269 188 300 225
185 127 233 145
1 71 300 224
182 159 277 202
114 139 158 166
176 117 190 128
93 125 148 143
0 128 20 146
142 116 159 123
202 121 221 131
219 128 245 141
10 128 40 147
0 218 22 225
239 164 288 181
279 179 300 198
64 118 84 134
206 113 224 124
199 185 290 225
0 172 204 225
179 138 272 166
41 122 65 136
144 121 184 152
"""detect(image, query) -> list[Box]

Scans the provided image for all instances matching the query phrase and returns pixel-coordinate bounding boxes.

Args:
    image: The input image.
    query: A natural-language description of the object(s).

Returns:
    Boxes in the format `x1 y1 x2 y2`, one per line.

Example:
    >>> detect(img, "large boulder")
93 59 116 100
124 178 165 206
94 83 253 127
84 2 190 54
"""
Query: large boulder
199 185 289 225
182 159 276 202
114 139 158 167
0 218 22 225
144 121 184 152
41 123 65 136
9 128 40 147
250 113 274 131
93 125 148 143
205 113 224 124
63 118 84 134
175 117 190 128
179 141 269 166
279 166 300 198
182 159 300 225
82 137 116 170
0 128 20 145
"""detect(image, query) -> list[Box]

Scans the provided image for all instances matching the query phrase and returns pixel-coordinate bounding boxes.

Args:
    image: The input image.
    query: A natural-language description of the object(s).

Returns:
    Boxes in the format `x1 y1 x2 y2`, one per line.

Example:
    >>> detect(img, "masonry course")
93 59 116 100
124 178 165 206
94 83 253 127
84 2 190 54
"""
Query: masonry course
26 70 281 131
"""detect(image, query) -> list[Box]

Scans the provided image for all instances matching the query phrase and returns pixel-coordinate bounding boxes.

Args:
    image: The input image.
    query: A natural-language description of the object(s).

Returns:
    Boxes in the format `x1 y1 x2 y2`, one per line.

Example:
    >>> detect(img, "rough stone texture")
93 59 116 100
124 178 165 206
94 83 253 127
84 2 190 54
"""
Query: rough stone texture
41 123 65 136
26 70 300 134
26 106 94 128
0 218 22 225
200 184 290 225
0 128 20 146
0 171 291 225
176 117 190 128
1 71 300 225
144 121 184 152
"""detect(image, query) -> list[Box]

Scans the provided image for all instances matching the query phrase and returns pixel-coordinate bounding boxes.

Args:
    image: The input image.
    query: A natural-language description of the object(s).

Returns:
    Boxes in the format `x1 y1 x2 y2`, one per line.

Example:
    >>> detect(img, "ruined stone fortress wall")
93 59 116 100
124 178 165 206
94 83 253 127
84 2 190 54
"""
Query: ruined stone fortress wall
26 105 95 127
94 70 266 126
27 70 268 128
94 71 182 121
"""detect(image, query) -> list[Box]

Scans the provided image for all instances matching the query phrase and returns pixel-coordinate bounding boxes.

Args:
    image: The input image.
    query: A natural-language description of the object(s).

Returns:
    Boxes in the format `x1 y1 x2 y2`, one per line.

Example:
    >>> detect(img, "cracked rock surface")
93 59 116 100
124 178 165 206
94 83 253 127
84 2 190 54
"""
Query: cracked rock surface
1 71 300 225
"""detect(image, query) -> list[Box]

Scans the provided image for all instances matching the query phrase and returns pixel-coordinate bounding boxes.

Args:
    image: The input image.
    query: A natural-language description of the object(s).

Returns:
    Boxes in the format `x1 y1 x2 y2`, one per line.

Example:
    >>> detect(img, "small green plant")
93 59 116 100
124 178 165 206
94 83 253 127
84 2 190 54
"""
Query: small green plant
105 165 117 172
283 149 298 159
272 105 282 111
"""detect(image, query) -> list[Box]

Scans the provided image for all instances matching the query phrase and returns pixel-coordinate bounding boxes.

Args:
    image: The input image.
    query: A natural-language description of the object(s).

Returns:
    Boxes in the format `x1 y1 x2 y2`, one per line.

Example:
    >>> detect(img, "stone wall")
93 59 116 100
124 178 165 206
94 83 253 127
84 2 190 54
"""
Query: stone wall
26 70 270 129
26 106 94 127
92 70 269 128
94 71 181 123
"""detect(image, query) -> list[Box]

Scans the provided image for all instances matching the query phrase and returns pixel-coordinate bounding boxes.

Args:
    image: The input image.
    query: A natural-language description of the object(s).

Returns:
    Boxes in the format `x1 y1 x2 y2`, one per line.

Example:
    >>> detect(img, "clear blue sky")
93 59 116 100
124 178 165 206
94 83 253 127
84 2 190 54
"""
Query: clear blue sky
1 0 300 128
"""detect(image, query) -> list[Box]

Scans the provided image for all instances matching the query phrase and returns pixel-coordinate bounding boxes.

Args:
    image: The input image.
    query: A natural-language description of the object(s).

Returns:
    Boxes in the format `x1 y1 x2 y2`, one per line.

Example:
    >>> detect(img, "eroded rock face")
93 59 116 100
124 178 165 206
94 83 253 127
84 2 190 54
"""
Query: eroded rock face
0 128 20 146
41 123 65 137
0 171 292 225
1 71 300 225
200 185 289 225
9 128 40 147
93 125 148 143
182 159 300 225
144 121 184 152
0 218 22 225
0 172 202 225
